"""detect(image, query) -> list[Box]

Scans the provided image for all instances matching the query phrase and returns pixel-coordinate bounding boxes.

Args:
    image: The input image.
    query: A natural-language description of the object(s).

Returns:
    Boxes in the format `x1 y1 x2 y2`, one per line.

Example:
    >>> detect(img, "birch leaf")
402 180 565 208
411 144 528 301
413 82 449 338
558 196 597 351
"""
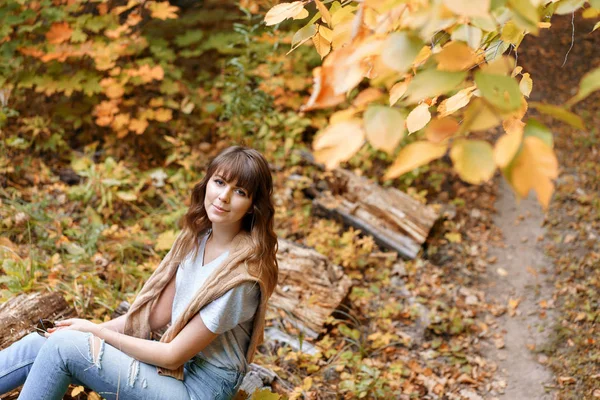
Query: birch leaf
406 103 431 134
265 2 305 26
363 106 405 154
384 141 447 179
451 140 496 184
313 119 365 169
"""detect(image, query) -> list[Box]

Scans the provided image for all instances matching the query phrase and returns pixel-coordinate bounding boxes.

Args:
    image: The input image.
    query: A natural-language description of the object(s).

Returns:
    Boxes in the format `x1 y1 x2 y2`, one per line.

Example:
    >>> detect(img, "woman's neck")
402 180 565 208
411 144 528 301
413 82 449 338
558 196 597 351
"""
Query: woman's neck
208 224 242 250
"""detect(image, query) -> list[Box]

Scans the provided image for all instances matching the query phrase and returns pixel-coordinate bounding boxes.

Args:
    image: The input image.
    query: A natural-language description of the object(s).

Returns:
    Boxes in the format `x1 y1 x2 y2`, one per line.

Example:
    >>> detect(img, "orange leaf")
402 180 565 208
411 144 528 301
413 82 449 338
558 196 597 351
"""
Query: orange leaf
312 120 365 169
46 22 73 44
436 41 477 71
129 118 149 135
147 1 179 20
384 141 447 180
426 117 459 144
154 108 173 122
508 136 558 209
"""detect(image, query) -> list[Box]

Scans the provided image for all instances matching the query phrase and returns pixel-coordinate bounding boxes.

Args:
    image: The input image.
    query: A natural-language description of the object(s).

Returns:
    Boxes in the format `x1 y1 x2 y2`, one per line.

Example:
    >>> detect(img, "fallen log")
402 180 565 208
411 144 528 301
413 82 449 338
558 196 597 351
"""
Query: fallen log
0 291 77 350
312 168 439 259
270 238 352 339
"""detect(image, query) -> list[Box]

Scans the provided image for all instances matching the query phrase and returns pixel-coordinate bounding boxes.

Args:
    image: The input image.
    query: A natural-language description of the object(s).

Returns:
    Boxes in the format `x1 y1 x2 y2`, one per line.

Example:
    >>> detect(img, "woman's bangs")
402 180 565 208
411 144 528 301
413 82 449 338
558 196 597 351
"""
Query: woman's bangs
214 153 260 196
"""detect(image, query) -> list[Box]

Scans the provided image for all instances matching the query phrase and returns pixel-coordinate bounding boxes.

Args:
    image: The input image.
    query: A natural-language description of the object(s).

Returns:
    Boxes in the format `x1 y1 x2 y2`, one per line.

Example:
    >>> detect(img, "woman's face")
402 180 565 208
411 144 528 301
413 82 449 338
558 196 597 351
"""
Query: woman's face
204 171 253 227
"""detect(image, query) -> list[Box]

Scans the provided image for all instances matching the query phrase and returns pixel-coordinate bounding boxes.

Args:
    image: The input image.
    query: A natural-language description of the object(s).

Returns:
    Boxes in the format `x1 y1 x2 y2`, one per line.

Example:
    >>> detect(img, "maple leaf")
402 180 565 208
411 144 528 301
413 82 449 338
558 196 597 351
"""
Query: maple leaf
147 2 179 20
46 22 73 44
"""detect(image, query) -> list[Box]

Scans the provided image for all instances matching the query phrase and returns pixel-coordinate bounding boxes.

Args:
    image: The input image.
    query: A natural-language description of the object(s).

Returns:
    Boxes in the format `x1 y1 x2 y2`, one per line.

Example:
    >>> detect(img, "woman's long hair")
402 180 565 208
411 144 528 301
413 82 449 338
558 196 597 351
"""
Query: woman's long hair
168 146 278 297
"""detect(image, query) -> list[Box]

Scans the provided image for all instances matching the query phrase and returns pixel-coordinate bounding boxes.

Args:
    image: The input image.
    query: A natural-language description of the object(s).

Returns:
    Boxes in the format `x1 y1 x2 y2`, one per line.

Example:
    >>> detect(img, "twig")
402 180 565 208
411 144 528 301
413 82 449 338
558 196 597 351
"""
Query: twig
562 11 575 67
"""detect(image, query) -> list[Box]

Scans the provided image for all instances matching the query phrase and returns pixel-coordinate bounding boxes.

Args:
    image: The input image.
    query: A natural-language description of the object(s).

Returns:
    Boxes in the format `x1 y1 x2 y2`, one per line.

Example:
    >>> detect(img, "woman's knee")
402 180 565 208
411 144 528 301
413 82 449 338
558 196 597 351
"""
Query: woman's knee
44 330 91 359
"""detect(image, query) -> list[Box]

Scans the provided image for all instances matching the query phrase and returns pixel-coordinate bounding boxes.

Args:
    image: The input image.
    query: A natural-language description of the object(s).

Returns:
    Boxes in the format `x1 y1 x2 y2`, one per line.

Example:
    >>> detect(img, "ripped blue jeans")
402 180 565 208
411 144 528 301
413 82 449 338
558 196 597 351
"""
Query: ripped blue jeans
0 330 244 400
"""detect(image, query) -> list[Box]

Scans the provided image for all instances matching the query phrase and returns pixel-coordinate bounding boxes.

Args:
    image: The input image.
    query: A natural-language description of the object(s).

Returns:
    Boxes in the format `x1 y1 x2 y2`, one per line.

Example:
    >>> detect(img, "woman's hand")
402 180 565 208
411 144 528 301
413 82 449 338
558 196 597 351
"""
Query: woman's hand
45 318 99 338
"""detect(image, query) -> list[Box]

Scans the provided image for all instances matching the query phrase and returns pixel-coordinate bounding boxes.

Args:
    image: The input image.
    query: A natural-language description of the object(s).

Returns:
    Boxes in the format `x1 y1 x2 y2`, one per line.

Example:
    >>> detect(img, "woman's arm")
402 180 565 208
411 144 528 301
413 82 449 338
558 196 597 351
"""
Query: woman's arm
92 313 218 370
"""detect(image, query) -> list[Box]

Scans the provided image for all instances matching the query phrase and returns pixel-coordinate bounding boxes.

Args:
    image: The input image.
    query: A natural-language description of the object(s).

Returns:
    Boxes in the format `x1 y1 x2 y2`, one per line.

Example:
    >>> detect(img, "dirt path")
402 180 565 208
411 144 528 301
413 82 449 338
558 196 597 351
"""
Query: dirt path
483 180 556 399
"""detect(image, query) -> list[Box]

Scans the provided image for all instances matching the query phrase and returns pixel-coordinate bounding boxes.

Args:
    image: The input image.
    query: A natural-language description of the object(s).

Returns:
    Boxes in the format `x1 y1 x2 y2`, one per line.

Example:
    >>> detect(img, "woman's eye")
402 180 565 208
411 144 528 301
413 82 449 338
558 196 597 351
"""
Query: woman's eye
214 178 224 185
236 189 247 196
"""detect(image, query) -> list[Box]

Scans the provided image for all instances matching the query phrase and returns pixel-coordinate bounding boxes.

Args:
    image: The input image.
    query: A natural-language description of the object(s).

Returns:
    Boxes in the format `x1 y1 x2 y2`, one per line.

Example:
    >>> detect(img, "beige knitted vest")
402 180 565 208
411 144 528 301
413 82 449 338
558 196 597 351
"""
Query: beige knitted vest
123 230 268 380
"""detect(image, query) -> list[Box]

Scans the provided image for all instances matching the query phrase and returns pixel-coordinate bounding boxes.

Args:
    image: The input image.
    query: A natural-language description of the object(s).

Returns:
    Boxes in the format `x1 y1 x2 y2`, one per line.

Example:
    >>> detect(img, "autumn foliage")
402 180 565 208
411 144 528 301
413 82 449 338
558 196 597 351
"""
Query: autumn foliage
264 0 600 208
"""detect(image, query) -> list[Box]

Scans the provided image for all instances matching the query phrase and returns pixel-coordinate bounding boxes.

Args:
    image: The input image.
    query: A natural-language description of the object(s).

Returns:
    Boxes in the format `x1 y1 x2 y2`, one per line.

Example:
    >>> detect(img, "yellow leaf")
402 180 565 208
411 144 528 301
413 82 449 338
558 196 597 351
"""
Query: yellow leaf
87 392 102 400
426 117 459 144
463 98 501 132
264 2 305 26
406 103 431 134
293 8 308 20
508 136 558 209
312 32 331 59
251 388 281 400
494 132 523 168
437 86 476 117
384 141 447 180
330 108 359 124
413 45 432 67
442 0 490 17
319 25 333 42
450 140 496 184
71 386 85 396
46 22 73 44
154 108 173 122
389 79 410 106
147 1 179 20
313 119 365 169
445 232 462 243
436 41 477 72
116 191 137 201
155 230 178 251
315 0 332 26
363 106 405 154
129 118 148 135
519 73 533 97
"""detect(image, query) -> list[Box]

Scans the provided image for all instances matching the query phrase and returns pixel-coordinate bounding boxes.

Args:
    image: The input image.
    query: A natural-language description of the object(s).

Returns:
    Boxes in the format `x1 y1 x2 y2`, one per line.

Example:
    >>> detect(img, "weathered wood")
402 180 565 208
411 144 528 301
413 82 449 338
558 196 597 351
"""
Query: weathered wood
312 168 439 259
0 291 77 350
270 238 352 339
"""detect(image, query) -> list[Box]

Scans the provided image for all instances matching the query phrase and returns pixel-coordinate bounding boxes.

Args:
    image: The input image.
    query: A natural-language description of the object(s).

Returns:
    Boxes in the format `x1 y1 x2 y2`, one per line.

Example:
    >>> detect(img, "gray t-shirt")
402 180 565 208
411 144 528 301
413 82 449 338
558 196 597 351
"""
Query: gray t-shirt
171 231 260 372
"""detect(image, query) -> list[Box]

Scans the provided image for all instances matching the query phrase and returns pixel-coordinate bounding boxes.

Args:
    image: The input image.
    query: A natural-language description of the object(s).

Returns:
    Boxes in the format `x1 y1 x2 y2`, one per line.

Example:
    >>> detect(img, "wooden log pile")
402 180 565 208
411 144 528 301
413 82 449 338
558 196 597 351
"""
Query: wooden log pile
311 168 440 259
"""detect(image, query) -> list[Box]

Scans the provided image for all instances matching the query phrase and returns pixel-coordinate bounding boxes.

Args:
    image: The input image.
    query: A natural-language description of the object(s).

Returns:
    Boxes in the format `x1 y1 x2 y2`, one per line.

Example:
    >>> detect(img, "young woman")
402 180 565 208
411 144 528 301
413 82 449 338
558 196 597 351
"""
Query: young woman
0 145 279 400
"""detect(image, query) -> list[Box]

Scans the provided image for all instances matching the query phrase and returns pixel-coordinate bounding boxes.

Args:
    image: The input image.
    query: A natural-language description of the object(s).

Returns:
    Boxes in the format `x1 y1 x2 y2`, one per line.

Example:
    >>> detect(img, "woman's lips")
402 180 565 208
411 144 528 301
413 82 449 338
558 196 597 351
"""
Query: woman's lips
213 204 229 213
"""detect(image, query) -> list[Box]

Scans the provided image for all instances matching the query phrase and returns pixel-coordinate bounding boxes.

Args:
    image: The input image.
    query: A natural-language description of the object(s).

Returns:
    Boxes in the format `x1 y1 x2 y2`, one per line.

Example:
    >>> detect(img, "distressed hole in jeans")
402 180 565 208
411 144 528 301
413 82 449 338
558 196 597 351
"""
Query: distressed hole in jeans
88 335 105 370
128 359 140 387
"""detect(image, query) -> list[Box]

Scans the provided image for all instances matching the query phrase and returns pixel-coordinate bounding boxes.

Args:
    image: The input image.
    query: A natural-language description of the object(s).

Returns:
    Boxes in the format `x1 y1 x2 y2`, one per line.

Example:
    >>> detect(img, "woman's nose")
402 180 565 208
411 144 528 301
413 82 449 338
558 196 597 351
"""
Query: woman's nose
218 188 231 202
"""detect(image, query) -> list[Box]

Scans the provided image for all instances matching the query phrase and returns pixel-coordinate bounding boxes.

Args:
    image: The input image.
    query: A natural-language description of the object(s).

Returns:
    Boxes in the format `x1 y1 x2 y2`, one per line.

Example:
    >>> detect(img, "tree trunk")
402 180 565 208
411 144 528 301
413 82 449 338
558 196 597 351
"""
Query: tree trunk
0 291 77 350
312 168 439 259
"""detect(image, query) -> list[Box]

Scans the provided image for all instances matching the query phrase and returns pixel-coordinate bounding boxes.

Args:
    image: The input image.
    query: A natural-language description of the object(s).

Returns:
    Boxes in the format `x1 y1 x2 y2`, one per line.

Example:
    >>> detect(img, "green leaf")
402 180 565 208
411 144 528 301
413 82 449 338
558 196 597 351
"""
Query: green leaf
474 72 522 111
405 69 467 104
529 102 585 130
291 23 317 48
507 0 539 33
523 119 553 148
380 32 422 73
567 67 600 106
363 106 405 154
174 30 205 47
450 140 496 184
